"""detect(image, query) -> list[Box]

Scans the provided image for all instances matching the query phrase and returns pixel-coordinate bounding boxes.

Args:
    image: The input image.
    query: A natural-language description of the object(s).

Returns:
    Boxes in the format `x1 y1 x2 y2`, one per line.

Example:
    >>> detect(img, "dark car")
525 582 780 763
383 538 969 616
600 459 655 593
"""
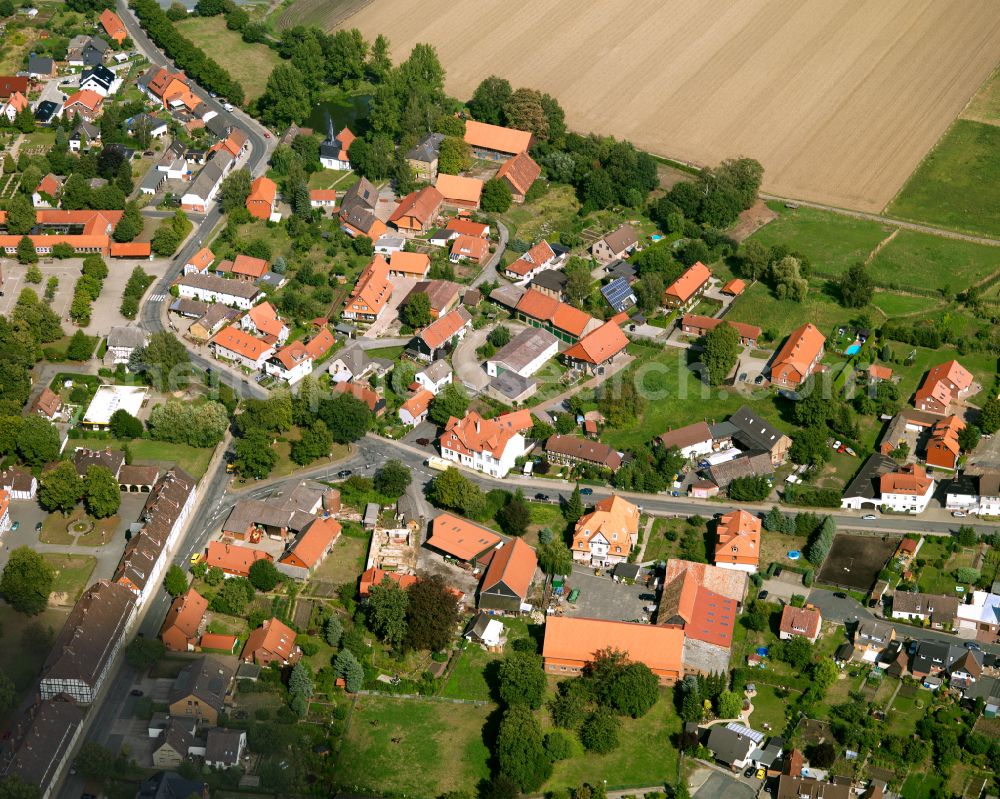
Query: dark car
758 590 769 600
833 592 848 599
754 375 765 384
337 470 352 479
580 487 593 495
639 593 656 602
34 522 42 532
744 767 756 778
130 689 143 697
773 566 782 577
534 493 549 501
416 438 430 446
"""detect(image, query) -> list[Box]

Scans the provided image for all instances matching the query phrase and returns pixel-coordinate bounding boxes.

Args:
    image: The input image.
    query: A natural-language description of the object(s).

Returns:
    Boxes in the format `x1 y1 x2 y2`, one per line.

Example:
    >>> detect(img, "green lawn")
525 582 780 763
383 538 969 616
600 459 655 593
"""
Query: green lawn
866 229 1000 294
726 279 851 342
545 693 681 791
887 119 1000 238
870 292 942 317
963 66 1000 123
174 16 281 102
901 771 945 799
440 645 496 702
43 553 97 603
886 687 932 736
364 345 406 360
334 696 492 797
308 170 359 192
748 683 796 731
749 203 891 279
129 439 217 478
500 183 581 243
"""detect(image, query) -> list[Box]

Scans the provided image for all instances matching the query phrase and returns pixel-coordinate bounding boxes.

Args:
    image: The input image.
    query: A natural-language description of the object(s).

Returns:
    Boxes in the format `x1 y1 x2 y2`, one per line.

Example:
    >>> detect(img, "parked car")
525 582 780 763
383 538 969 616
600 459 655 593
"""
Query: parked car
580 487 593 495
862 514 877 520
755 769 766 780
773 567 783 577
337 470 352 478
744 767 756 778
34 522 42 532
10 521 18 531
416 438 430 446
754 375 764 384
952 511 967 517
534 493 549 501
758 590 769 600
130 689 143 697
833 592 848 599
223 103 234 111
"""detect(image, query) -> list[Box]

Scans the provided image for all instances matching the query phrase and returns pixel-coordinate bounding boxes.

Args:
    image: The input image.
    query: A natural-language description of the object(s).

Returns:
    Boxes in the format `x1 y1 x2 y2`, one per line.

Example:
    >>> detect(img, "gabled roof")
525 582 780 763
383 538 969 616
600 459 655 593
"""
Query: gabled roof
389 251 431 276
435 173 484 205
440 410 523 461
64 89 103 111
247 176 276 208
211 326 272 360
771 323 826 383
232 254 268 279
915 359 974 409
178 272 263 300
506 240 556 276
880 464 932 496
463 119 532 155
480 537 537 600
546 434 622 469
451 234 490 261
389 186 443 226
680 314 762 341
304 327 335 360
400 389 434 418
562 320 629 364
36 173 61 197
169 655 233 711
664 261 711 303
426 512 501 561
658 421 713 450
445 217 489 237
281 517 341 569
205 541 272 575
727 406 788 453
348 255 392 315
419 306 472 350
573 495 639 556
497 151 541 195
99 9 127 42
159 587 207 644
242 617 297 661
333 380 380 411
543 616 684 675
779 604 821 638
715 509 760 565
599 224 639 254
271 340 311 372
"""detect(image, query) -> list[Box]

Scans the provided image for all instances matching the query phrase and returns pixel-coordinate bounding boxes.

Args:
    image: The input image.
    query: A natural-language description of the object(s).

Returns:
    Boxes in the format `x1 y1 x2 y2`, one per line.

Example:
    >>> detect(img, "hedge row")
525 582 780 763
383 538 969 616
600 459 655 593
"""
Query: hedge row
120 266 154 319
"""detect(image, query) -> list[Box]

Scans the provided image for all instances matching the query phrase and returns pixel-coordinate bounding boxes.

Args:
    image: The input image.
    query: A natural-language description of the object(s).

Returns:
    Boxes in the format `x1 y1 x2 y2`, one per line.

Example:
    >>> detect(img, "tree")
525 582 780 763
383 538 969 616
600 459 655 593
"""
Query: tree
770 255 808 301
16 235 37 265
839 262 874 309
790 426 832 467
317 393 372 443
401 291 432 328
125 636 165 671
219 168 253 213
258 64 312 128
811 658 838 694
504 88 548 138
84 465 121 519
537 539 574 576
74 742 118 782
324 616 343 647
549 680 591 729
778 636 814 670
481 177 513 213
211 577 255 615
233 430 278 479
564 484 585 524
405 574 459 651
810 741 837 768
0 668 14 716
469 75 513 124
289 662 313 698
6 194 35 236
727 475 771 502
25 264 42 285
110 409 143 439
958 424 981 453
679 676 703 722
249 559 280 591
979 396 1000 435
427 467 487 518
702 321 740 386
335 648 364 692
39 461 84 514
563 257 594 308
498 651 547 709
496 705 552 791
390 362 416 396
0 547 55 615
428 383 469 425
290 420 333 466
586 649 659 718
148 401 228 448
367 577 409 647
204 566 225 586
580 709 620 754
806 516 836 566
374 460 411 498
716 690 743 718
131 331 190 389
163 564 188 597
437 136 471 175
497 489 531 536
956 526 978 547
66 330 94 361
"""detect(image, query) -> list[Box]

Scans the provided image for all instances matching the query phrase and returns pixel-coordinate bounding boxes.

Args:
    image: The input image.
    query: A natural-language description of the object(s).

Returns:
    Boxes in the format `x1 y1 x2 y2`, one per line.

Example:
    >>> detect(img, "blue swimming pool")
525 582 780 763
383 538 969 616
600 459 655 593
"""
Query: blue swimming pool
845 344 861 355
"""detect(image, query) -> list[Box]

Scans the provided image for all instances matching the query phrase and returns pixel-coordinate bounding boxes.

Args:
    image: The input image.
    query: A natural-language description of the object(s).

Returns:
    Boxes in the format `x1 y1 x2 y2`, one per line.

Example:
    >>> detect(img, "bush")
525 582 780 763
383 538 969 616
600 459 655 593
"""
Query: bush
544 730 572 761
580 709 620 753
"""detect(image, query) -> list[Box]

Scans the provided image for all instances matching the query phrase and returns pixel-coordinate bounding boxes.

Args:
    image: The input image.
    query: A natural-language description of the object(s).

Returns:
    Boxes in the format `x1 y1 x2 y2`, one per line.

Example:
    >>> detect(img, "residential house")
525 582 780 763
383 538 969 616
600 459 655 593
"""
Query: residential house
241 301 289 344
388 185 443 235
415 360 453 395
32 173 62 208
601 276 637 314
104 325 148 367
915 360 974 415
891 591 960 629
241 618 302 666
664 262 712 309
328 346 390 384
562 320 630 374
925 414 965 470
339 177 386 239
880 464 935 514
591 224 639 265
204 728 246 770
486 327 558 378
277 517 342 580
387 250 431 279
184 247 215 275
189 305 239 341
956 591 1000 637
542 617 684 684
2 698 86 799
964 675 1000 717
159 588 208 652
66 35 109 67
152 719 195 769
571 495 640 567
62 90 103 122
210 326 275 371
374 233 405 255
180 150 234 212
33 100 63 126
658 421 715 460
439 409 528 478
231 254 269 284
80 64 121 97
399 389 433 427
303 326 335 362
910 640 963 679
774 776 851 799
139 66 195 110
980 472 1000 516
505 240 557 281
478 537 538 613
514 289 597 344
157 140 191 181
40 580 135 703
679 315 761 347
464 611 506 651
769 322 826 390
496 151 541 202
343 255 392 321
841 453 899 510
425 513 502 565
463 119 532 161
721 279 746 297
309 189 337 210
0 90 27 122
167 655 234 725
412 306 472 360
68 121 100 152
531 269 568 300
945 472 979 513
947 648 984 689
714 510 761 574
73 447 124 479
405 131 444 181
319 118 354 170
0 466 37 500
436 173 484 210
265 340 313 385
446 217 490 238
333 380 386 416
99 9 128 44
30 387 62 421
545 435 623 471
246 176 277 220
779 605 822 642
27 55 55 78
205 542 272 577
0 76 27 101
854 620 895 663
707 724 763 771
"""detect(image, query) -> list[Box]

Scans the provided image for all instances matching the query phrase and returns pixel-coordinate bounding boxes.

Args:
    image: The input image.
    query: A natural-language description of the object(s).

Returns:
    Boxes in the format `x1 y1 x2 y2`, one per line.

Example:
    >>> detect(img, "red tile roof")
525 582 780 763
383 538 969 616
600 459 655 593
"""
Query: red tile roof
880 464 933 495
282 517 341 570
435 174 484 206
445 218 489 238
680 314 761 341
246 176 277 219
771 322 826 388
389 186 443 228
110 242 151 258
359 568 418 597
721 279 746 296
242 617 298 663
426 512 501 561
562 320 629 365
515 288 560 320
187 247 214 272
211 326 272 361
419 307 471 350
304 327 335 360
232 254 269 279
915 360 974 411
347 256 392 316
714 510 760 568
507 240 555 277
389 251 431 276
664 261 711 304
451 234 489 261
206 541 272 576
100 9 128 43
496 151 541 196
463 120 532 155
481 537 537 600
333 381 380 411
779 604 822 639
64 90 103 112
543 617 684 679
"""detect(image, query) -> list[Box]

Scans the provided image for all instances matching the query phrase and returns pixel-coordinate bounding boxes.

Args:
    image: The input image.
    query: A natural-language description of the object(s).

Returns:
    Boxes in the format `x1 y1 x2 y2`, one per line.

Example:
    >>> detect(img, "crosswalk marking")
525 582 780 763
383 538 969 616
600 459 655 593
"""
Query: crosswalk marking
148 293 166 303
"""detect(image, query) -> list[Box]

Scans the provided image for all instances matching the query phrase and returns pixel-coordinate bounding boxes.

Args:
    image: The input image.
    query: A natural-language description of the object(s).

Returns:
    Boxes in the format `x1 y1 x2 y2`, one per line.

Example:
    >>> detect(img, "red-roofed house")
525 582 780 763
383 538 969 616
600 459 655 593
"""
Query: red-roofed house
303 327 335 361
205 541 272 577
387 251 431 279
241 301 289 343
721 279 746 297
572 495 640 567
309 189 337 210
926 415 964 470
562 320 630 373
160 588 207 652
399 389 433 426
278 518 341 579
63 90 104 122
504 240 557 281
445 218 490 238
497 151 541 202
100 9 128 44
344 256 392 321
680 315 761 347
231 254 269 283
769 323 826 390
241 618 301 666
435 174 484 209
450 234 490 264
880 464 935 514
184 247 215 275
32 174 62 208
31 387 62 421
110 242 152 259
426 513 501 564
664 262 712 308
389 186 443 235
714 510 761 574
414 306 472 360
779 605 822 642
246 176 277 220
359 568 418 597
439 411 528 477
479 538 537 613
463 120 533 161
915 360 974 415
0 90 29 122
210 326 275 370
265 340 313 384
333 381 385 416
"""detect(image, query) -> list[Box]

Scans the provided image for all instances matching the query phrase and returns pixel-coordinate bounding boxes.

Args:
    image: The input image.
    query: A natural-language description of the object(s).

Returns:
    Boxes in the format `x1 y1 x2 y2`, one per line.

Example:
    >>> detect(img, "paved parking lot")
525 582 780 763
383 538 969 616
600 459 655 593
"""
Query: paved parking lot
690 767 759 799
0 259 82 321
760 570 807 605
561 564 655 622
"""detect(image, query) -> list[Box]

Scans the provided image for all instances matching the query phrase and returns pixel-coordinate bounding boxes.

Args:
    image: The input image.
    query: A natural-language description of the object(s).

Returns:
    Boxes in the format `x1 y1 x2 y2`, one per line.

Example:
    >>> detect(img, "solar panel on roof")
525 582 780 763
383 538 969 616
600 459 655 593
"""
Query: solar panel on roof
601 277 637 312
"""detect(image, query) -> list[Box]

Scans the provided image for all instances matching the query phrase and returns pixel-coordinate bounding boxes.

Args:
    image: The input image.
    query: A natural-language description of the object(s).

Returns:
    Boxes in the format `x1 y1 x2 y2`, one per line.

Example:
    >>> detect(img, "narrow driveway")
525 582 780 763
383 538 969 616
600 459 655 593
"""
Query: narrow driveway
472 219 509 287
451 325 491 391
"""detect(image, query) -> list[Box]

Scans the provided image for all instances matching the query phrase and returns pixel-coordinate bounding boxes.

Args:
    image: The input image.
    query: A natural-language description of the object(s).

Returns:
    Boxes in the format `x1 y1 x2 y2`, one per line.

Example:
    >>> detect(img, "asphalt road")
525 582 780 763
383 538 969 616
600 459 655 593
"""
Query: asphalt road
472 219 509 287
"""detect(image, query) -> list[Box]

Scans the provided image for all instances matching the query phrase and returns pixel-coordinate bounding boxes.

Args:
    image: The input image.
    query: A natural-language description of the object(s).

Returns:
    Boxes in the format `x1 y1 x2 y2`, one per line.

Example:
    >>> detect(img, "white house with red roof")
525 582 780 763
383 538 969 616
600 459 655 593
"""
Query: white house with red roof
265 340 313 385
439 410 529 478
504 240 558 282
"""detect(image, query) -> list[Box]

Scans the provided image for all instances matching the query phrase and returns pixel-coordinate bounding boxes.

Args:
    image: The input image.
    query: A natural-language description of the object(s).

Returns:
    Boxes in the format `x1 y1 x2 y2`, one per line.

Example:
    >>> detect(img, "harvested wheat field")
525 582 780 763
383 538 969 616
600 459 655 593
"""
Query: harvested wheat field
339 0 1000 213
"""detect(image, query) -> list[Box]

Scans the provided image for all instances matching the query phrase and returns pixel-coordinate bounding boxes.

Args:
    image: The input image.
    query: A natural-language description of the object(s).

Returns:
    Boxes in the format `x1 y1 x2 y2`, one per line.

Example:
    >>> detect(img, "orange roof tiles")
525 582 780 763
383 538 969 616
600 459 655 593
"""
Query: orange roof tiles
110 242 151 258
481 537 537 600
426 512 501 561
389 186 443 228
463 119 533 156
206 541 272 576
400 389 434 419
662 558 749 603
868 364 893 381
389 251 431 276
36 209 124 226
242 617 298 663
348 255 392 316
159 588 207 650
5 91 28 113
543 616 684 679
440 410 522 462
246 176 276 219
435 173 484 206
64 90 102 112
507 240 555 276
310 189 337 202
880 464 933 495
360 568 418 597
496 409 534 432
282 517 341 570
563 320 629 365
246 301 285 339
451 234 489 261
199 633 237 652
211 326 273 361
445 218 489 238
272 340 310 371
714 510 761 568
497 151 541 196
187 247 214 272
36 173 60 197
420 306 472 350
573 495 640 558
100 9 128 43
664 261 711 304
721 278 746 296
232 254 268 279
681 315 761 342
551 303 593 338
334 381 380 411
516 288 561 320
915 360 974 411
336 128 355 158
304 327 335 360
771 322 826 388
779 605 822 639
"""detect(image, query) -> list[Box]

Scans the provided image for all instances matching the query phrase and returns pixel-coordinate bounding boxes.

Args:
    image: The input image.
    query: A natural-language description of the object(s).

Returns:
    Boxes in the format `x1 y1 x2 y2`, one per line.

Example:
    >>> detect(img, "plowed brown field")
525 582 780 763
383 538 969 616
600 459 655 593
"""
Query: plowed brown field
339 0 1000 212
